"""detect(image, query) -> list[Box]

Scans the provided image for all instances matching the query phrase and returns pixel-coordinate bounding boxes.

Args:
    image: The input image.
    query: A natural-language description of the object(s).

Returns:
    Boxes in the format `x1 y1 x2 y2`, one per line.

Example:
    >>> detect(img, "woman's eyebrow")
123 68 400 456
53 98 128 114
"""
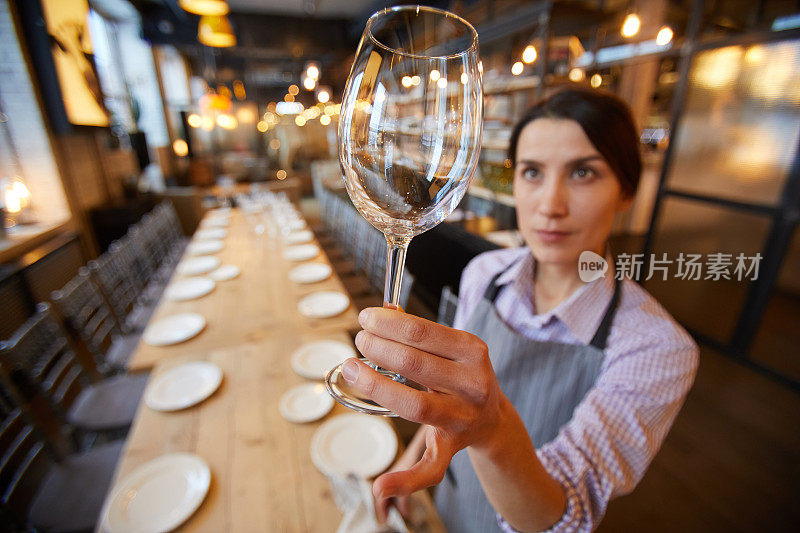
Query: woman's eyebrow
516 155 604 166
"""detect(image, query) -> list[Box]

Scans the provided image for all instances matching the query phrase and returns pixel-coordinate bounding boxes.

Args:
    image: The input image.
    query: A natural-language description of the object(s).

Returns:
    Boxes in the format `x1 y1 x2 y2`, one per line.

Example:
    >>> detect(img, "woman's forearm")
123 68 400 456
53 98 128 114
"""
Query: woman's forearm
467 394 567 532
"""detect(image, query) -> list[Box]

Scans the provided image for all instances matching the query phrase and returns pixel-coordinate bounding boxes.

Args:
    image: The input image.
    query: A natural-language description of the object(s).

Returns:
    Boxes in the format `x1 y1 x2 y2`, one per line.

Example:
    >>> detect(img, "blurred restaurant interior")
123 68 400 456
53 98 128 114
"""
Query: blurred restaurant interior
0 0 798 531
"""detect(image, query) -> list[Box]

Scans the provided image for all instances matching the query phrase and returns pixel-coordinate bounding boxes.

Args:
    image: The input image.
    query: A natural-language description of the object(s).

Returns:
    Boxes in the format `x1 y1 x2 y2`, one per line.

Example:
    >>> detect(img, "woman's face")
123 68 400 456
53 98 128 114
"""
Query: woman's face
513 118 632 267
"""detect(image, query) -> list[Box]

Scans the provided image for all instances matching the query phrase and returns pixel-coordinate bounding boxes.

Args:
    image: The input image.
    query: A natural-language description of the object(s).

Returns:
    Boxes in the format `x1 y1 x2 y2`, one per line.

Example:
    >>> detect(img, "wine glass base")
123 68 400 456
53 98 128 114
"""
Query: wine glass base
325 358 426 417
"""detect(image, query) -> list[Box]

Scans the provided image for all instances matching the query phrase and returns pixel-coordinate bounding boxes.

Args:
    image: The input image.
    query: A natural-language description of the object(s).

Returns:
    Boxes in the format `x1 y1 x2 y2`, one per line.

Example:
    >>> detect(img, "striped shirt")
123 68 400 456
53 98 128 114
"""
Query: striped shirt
452 247 699 532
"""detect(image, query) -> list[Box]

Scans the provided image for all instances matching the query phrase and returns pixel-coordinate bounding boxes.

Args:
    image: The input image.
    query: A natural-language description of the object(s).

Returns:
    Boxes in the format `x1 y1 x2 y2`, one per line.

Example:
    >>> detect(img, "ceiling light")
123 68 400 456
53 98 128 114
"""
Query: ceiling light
306 64 319 80
522 45 537 64
303 77 316 90
429 69 440 81
198 15 236 47
590 73 602 88
288 84 299 95
320 114 331 125
295 115 306 127
656 26 673 46
621 13 641 38
179 0 229 16
187 113 202 128
511 61 524 75
568 68 585 82
257 120 268 132
172 139 189 157
317 89 330 103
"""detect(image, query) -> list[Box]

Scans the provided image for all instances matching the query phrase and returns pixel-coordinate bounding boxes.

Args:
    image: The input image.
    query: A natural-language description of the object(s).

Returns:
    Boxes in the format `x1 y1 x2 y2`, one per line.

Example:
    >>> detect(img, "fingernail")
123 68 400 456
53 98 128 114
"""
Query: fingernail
342 359 359 383
358 309 371 327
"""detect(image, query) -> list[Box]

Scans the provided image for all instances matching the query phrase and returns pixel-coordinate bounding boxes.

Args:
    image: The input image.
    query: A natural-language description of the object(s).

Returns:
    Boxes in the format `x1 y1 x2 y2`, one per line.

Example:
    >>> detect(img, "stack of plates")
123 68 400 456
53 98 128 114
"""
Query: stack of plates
285 230 314 245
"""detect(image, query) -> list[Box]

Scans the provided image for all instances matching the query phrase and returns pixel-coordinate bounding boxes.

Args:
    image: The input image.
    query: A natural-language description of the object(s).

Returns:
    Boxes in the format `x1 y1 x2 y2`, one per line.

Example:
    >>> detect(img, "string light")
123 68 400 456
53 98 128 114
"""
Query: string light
402 76 413 88
590 73 602 88
317 89 330 103
569 68 585 82
522 45 537 64
172 139 189 157
511 61 524 76
295 115 306 126
320 114 331 126
621 13 641 38
429 69 441 81
257 120 268 132
437 77 447 88
656 26 673 46
187 114 202 128
303 77 316 90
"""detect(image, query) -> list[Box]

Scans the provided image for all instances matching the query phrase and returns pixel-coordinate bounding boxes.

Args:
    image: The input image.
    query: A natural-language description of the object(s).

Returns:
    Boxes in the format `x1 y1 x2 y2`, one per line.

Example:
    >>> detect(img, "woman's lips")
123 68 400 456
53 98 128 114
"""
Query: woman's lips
535 230 572 243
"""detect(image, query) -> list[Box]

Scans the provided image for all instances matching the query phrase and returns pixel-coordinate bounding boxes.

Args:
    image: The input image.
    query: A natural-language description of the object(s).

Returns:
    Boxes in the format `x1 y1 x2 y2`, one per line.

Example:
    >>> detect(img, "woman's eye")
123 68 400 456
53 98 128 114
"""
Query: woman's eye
521 167 540 180
572 167 596 180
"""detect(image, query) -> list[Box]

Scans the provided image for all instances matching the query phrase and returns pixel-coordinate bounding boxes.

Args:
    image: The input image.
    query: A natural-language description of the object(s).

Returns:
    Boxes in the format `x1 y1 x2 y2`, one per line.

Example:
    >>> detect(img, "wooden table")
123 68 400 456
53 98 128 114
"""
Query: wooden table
104 208 445 531
127 211 360 372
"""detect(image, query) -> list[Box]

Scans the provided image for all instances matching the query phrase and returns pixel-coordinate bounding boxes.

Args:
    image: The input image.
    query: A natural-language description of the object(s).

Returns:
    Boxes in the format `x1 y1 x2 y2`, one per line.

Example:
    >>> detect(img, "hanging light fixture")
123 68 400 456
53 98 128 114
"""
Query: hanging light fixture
621 13 641 37
179 0 229 16
198 15 236 47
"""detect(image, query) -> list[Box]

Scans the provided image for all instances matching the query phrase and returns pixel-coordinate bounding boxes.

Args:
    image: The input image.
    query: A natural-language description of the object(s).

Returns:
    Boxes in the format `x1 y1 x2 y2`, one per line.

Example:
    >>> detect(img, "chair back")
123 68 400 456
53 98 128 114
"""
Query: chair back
87 250 139 330
50 269 121 371
0 304 95 425
438 286 459 328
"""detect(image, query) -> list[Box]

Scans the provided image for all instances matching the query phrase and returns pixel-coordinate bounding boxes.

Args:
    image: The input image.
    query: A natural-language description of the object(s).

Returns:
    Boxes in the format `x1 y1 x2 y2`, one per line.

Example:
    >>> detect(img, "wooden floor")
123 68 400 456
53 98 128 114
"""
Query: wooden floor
599 343 800 532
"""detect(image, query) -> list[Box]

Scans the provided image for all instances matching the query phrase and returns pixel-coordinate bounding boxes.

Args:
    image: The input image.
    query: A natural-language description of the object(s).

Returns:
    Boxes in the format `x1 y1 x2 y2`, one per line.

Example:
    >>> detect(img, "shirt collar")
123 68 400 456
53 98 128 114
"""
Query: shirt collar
495 249 616 345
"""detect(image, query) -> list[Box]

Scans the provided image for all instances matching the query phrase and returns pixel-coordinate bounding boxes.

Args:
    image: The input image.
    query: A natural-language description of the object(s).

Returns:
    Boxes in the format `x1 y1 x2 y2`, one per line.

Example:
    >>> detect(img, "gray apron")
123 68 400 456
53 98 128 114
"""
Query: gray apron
435 264 620 533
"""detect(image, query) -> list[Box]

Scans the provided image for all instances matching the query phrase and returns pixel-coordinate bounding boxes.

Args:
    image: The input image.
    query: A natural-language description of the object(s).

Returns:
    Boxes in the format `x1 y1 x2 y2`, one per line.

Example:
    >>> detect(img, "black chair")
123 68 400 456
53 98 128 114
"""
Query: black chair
438 286 459 327
0 303 146 441
50 268 138 372
0 361 123 532
87 249 142 334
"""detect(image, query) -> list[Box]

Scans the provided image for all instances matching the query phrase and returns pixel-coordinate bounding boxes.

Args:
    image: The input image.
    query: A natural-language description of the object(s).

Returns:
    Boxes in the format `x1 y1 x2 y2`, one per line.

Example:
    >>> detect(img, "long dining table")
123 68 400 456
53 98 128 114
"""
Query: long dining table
100 206 445 532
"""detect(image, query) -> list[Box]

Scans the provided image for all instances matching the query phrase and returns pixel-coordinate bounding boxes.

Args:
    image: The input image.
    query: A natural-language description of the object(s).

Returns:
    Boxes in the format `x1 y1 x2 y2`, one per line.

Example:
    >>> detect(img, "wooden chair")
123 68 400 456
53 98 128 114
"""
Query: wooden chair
437 286 459 328
50 268 137 372
0 303 146 440
0 361 123 532
87 249 141 334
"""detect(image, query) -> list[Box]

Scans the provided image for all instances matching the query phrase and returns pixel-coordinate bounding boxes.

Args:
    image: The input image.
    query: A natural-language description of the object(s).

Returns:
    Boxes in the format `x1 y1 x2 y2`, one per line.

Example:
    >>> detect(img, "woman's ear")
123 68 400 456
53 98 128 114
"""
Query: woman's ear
616 192 634 213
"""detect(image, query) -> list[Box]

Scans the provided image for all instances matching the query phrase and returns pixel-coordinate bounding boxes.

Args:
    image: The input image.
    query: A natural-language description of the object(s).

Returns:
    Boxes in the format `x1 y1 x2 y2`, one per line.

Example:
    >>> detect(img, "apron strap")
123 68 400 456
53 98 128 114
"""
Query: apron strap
588 276 621 351
482 255 622 351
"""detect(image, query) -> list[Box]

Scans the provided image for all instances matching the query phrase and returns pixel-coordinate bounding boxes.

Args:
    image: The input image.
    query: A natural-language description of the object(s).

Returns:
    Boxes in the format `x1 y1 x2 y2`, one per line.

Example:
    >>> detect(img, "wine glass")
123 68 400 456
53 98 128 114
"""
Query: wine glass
325 5 483 416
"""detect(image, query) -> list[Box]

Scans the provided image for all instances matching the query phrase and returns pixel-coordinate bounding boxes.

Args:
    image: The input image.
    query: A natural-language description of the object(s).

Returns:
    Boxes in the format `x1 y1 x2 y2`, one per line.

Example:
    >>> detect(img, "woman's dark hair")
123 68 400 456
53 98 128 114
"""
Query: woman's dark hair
508 88 641 198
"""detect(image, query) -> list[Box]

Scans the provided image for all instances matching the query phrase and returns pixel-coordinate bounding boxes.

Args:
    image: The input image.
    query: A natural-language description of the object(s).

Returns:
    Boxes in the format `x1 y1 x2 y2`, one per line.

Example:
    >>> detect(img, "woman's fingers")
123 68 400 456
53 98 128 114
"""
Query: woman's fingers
341 358 449 424
358 307 484 362
372 430 454 500
354 330 460 392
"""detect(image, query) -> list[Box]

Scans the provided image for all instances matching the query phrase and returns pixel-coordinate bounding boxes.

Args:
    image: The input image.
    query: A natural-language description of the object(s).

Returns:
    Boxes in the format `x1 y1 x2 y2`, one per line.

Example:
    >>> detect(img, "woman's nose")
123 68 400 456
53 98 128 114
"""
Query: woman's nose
537 177 568 218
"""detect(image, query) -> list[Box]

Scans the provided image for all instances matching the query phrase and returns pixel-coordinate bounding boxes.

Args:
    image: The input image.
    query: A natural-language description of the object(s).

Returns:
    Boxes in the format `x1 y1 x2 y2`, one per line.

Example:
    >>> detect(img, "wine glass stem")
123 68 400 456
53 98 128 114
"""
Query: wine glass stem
384 236 409 307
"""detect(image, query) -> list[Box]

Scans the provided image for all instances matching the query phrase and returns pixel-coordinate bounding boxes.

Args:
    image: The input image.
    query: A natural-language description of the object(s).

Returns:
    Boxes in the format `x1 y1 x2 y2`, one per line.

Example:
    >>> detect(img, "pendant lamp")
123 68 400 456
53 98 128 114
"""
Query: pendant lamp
179 0 229 16
198 15 236 47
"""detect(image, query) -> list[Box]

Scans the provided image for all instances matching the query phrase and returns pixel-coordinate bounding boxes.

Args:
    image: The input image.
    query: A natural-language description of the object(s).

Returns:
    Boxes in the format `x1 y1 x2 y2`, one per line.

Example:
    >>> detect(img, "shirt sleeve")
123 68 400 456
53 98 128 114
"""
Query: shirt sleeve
498 332 699 532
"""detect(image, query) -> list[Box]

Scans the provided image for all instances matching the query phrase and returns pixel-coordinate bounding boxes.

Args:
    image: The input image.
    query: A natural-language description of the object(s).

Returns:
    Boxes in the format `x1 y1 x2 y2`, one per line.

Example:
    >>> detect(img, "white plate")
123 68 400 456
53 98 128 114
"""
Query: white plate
283 244 320 262
195 228 227 240
177 256 220 276
310 414 398 478
208 265 240 281
145 362 223 412
164 277 215 301
298 291 349 319
289 263 332 284
279 383 334 423
291 340 357 379
285 230 314 245
202 217 229 228
289 220 307 231
210 207 231 215
100 453 210 533
143 313 206 346
186 240 223 256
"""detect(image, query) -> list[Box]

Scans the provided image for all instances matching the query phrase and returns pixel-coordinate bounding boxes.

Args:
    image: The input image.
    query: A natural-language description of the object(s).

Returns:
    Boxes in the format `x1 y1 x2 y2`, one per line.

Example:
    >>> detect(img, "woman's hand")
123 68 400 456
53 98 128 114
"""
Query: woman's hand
343 307 513 502
373 425 429 523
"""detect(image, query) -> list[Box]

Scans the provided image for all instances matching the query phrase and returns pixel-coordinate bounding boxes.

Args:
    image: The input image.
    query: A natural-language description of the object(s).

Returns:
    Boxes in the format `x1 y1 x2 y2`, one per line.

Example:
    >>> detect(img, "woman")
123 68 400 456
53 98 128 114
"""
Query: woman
340 89 699 532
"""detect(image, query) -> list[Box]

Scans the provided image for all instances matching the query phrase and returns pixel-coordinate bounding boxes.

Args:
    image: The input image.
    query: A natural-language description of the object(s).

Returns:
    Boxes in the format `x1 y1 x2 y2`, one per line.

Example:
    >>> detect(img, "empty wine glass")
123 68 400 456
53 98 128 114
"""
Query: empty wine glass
325 5 483 416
